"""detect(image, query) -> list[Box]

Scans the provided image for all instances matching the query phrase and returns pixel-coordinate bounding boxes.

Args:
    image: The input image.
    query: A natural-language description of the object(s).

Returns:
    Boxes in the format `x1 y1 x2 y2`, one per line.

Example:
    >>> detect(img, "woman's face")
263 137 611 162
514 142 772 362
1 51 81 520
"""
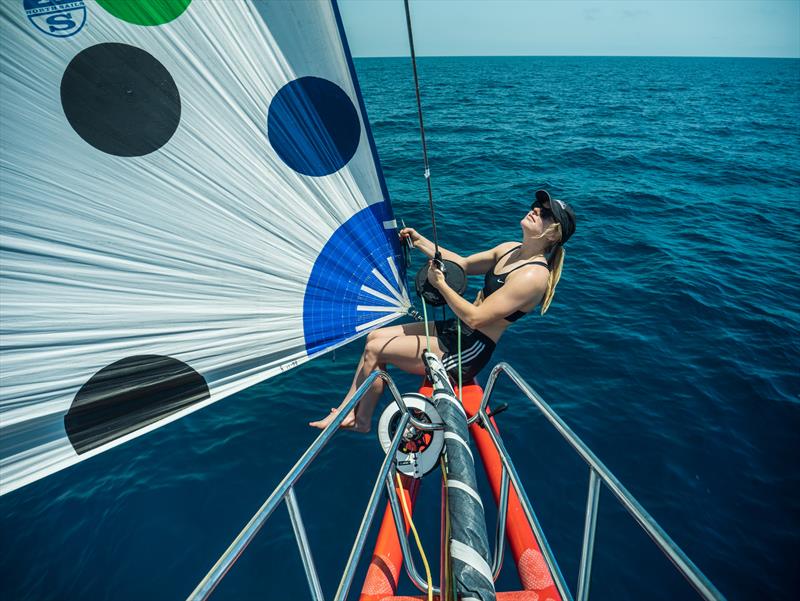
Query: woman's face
521 202 555 237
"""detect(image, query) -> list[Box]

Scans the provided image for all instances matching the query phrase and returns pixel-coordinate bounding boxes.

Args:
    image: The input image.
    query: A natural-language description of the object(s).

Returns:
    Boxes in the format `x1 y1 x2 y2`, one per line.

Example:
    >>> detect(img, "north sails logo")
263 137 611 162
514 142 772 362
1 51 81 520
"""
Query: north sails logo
24 0 86 38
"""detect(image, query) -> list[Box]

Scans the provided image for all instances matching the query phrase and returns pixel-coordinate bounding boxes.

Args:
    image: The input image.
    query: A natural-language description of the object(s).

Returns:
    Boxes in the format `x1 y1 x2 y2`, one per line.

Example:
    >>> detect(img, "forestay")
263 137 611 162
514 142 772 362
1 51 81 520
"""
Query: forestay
0 0 407 495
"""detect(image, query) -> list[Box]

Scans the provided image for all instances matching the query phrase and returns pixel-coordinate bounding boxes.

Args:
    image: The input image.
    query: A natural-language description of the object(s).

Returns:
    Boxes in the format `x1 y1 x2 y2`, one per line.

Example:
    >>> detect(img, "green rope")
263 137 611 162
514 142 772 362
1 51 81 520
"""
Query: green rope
421 296 431 354
420 295 464 400
419 284 462 401
456 318 463 402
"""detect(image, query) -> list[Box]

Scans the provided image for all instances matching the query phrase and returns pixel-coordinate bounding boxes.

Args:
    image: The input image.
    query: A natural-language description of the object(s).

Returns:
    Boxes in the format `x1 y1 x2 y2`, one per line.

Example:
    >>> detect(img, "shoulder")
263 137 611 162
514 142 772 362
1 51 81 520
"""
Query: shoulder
506 262 549 290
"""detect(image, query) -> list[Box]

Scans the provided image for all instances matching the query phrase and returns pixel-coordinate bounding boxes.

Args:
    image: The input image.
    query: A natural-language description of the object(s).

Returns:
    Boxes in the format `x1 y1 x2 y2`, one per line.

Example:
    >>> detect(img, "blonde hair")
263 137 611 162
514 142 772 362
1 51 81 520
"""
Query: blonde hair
538 223 564 315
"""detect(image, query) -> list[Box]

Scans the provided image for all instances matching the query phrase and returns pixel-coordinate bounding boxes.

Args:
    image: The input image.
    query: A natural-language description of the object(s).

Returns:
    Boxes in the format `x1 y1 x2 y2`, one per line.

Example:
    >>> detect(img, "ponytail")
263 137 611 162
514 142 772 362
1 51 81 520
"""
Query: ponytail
540 243 564 315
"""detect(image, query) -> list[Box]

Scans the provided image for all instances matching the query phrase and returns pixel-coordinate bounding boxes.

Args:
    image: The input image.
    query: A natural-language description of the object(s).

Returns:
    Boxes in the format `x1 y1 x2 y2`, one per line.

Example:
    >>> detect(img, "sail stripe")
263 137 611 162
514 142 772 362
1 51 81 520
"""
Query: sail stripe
357 305 401 313
371 267 405 304
385 256 409 303
360 285 400 306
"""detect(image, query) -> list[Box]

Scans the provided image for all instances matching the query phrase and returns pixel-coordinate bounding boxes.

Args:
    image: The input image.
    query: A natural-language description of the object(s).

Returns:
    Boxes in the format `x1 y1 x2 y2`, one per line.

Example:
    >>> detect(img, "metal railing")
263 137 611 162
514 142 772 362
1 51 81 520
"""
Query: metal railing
471 362 726 601
188 360 725 601
187 370 420 601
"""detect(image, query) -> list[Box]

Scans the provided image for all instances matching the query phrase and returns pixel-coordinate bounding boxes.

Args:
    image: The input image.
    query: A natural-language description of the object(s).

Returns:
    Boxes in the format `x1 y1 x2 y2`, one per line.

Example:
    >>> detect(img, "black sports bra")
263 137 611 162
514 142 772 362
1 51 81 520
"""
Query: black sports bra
482 246 549 322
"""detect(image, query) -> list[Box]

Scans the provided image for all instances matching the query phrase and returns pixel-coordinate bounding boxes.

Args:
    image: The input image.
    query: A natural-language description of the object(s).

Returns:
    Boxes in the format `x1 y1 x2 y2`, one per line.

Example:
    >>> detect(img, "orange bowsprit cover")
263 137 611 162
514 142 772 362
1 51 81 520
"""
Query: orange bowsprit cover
457 382 562 601
379 593 540 601
360 475 419 601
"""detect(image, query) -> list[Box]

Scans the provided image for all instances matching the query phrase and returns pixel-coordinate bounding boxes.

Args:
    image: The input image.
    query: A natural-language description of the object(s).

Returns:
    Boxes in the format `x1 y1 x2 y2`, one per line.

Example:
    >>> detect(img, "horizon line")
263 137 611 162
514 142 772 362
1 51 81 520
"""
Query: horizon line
353 53 800 60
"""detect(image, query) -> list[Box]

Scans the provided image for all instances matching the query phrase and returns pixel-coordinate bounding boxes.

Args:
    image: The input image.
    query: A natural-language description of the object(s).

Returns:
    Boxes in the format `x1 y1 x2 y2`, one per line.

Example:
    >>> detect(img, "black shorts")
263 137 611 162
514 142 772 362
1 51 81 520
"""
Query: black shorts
434 318 496 382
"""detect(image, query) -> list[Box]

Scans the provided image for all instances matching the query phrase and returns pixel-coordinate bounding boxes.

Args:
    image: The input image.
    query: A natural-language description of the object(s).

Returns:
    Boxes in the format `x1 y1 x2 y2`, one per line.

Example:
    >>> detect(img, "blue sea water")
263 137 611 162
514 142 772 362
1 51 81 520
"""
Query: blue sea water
1 56 799 601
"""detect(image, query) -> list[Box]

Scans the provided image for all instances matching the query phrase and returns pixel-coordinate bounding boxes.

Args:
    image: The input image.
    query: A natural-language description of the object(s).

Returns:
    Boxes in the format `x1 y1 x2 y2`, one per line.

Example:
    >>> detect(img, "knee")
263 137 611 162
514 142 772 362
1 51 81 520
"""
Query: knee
366 327 393 344
364 338 383 362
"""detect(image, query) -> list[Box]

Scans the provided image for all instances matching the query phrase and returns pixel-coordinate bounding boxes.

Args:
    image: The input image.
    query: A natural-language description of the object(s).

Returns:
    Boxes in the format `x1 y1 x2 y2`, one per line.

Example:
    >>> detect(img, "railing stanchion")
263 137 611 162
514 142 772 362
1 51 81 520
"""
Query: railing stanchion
286 487 324 601
385 475 441 594
334 413 411 601
491 467 510 580
577 468 601 601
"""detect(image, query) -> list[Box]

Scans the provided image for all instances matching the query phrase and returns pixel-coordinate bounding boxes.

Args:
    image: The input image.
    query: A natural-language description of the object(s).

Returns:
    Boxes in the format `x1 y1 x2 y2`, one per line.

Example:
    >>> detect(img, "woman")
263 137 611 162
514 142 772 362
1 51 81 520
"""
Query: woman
310 189 576 432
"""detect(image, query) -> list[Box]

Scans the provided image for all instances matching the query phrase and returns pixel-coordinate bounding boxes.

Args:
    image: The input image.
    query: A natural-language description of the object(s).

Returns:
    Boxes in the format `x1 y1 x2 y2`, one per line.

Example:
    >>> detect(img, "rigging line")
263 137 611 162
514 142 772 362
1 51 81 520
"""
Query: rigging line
457 318 463 404
421 296 432 353
403 0 441 260
395 471 434 601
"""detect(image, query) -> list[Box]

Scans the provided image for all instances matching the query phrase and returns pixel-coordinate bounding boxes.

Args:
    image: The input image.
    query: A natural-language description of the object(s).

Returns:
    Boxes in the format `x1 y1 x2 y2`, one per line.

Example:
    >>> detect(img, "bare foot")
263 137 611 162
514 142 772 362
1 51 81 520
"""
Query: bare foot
309 407 357 430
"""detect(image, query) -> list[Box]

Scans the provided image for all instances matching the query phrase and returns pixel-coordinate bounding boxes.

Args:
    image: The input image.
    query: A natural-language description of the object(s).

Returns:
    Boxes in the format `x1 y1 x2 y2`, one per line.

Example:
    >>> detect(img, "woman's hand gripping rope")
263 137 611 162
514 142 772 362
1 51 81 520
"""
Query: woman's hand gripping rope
426 259 446 290
399 226 422 248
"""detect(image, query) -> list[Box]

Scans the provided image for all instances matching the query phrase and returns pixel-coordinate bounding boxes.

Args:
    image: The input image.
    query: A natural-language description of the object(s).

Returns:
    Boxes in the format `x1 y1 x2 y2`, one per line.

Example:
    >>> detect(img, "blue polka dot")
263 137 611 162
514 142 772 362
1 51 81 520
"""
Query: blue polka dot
267 76 361 176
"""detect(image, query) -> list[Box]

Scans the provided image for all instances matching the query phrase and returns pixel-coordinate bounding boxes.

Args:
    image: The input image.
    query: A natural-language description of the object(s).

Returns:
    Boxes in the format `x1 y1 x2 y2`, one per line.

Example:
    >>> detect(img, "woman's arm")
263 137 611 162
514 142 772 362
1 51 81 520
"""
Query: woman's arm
428 262 547 329
461 246 509 276
400 227 465 266
400 228 509 275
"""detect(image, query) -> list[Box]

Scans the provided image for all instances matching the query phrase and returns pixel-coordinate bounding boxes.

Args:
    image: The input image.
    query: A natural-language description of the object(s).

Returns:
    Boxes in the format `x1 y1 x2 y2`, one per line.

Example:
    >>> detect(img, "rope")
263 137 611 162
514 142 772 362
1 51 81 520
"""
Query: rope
456 319 463 403
421 296 431 353
404 0 466 392
403 0 440 260
440 455 453 600
396 471 433 601
420 296 466 399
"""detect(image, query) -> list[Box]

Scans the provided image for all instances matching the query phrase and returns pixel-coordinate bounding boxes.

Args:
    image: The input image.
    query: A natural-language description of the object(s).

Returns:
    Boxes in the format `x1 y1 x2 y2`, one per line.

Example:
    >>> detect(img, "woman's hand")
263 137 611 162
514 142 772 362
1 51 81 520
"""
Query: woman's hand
426 260 446 289
399 227 422 248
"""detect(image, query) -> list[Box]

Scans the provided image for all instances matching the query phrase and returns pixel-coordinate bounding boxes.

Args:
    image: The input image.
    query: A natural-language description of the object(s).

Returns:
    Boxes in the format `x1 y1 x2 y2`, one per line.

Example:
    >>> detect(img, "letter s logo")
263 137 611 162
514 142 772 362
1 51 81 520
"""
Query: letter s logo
24 0 87 38
47 13 76 33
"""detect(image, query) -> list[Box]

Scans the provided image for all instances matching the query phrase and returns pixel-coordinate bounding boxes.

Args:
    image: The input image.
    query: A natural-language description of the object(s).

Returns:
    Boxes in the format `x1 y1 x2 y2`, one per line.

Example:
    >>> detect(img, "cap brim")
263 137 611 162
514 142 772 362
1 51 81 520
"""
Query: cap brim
550 197 567 224
534 190 575 244
534 189 551 205
550 198 575 244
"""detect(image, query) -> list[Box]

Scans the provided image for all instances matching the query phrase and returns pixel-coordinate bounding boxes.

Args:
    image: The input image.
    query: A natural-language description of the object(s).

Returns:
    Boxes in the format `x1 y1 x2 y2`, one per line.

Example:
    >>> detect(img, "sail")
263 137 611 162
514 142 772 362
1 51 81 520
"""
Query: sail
0 0 408 495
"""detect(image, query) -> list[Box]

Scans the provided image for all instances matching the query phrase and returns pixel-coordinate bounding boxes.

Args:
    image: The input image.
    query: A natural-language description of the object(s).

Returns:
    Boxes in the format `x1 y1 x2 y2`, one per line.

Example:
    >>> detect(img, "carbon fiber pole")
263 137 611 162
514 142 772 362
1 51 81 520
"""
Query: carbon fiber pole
424 351 495 601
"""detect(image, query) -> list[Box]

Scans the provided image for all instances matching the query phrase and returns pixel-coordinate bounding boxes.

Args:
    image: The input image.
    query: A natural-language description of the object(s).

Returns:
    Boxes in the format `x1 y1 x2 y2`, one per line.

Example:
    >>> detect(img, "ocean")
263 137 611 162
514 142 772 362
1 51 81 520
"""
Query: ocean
1 56 798 600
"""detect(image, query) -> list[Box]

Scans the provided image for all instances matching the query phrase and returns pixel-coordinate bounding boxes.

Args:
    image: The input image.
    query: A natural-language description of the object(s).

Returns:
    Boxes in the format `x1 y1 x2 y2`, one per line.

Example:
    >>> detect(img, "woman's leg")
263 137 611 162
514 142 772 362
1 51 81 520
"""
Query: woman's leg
364 320 434 340
309 326 443 433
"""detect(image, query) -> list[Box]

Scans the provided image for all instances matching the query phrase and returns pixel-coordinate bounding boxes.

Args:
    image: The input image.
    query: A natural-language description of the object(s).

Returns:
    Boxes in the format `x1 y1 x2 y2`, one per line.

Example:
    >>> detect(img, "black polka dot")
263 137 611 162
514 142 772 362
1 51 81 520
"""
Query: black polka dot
65 355 209 454
60 43 181 157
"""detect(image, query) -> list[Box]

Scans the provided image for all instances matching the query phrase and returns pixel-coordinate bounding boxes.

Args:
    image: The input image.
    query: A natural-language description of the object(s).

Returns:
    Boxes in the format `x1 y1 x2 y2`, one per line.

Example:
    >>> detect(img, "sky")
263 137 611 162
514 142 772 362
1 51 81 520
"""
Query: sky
338 0 800 58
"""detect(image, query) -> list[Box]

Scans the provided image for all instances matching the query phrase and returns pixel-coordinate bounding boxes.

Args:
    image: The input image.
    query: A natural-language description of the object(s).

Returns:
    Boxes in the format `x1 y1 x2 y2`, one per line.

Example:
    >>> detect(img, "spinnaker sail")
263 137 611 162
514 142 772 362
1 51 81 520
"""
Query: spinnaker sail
0 0 408 495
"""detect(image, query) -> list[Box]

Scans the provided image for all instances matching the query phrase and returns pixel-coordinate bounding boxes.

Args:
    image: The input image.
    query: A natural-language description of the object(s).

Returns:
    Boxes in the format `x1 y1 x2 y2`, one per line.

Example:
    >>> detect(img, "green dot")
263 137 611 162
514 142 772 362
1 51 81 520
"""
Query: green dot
96 0 192 26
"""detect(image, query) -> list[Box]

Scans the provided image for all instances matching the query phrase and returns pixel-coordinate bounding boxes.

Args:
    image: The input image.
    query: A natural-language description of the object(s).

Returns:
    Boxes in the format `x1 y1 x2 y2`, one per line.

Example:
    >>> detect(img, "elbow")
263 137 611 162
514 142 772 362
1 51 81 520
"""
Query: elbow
464 313 485 330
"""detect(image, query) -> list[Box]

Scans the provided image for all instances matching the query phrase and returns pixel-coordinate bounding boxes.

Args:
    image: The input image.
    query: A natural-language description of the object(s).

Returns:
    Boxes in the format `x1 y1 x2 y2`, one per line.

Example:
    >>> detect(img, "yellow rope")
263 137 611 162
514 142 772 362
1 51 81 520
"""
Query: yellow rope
395 472 433 601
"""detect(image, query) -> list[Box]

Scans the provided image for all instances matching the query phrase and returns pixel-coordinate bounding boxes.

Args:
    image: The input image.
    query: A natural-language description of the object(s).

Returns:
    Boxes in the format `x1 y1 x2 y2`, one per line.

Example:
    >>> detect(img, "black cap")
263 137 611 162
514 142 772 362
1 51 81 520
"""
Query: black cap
534 189 576 245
